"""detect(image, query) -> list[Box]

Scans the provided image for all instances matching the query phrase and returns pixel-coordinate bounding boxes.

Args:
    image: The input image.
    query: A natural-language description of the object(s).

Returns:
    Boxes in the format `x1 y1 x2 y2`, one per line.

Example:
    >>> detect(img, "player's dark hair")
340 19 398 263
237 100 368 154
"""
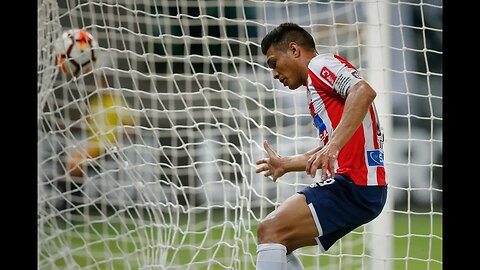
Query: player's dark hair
261 22 316 55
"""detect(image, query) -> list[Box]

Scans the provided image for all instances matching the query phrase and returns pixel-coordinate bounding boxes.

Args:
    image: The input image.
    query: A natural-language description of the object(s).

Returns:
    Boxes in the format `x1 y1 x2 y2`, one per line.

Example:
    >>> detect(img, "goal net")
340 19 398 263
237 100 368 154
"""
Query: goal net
38 0 442 269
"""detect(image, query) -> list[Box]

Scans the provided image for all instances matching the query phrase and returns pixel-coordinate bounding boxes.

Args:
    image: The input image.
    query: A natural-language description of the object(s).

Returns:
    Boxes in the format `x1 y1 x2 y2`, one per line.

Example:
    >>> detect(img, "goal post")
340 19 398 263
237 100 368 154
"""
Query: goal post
38 1 442 269
364 1 393 269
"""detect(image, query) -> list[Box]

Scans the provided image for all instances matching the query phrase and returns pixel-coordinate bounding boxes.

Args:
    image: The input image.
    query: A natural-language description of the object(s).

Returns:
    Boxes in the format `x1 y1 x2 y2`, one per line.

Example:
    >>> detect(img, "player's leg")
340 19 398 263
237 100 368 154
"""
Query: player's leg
257 193 319 244
255 248 308 270
283 227 360 270
286 238 317 254
67 141 103 177
283 238 317 269
297 174 388 253
286 251 305 270
256 193 318 270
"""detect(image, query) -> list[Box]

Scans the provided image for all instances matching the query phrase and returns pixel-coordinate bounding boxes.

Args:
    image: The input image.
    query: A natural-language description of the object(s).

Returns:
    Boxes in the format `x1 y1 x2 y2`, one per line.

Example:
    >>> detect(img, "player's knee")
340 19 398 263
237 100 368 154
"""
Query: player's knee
256 219 272 244
256 215 285 245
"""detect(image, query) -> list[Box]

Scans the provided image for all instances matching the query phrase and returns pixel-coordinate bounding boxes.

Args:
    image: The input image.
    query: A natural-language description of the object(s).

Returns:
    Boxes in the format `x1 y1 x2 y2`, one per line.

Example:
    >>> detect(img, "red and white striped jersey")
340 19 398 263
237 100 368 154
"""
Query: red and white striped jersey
306 53 387 186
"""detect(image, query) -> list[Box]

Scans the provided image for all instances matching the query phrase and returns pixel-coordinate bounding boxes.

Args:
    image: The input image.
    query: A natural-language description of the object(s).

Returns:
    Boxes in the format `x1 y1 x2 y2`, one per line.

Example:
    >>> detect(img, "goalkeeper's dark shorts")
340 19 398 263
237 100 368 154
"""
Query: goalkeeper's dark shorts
297 173 387 252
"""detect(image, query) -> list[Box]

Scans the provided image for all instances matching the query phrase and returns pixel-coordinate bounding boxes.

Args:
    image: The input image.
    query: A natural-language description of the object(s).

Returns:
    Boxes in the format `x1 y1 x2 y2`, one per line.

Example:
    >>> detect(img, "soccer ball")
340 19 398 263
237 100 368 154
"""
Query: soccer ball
54 29 98 76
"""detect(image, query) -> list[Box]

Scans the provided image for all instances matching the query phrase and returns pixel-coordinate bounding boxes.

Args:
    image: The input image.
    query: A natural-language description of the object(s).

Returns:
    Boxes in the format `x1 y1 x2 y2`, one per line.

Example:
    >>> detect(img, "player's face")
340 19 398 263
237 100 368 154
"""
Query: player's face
266 45 303 90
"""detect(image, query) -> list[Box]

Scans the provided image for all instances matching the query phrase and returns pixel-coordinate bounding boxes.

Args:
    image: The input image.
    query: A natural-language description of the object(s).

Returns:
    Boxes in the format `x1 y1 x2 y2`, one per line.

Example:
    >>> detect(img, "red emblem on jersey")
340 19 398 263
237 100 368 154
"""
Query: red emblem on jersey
320 66 336 85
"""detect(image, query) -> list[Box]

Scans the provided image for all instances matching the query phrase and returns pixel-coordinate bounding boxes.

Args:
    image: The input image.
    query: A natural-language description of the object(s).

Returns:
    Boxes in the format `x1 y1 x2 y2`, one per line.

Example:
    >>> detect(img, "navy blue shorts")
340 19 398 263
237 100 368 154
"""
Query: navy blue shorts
298 174 387 251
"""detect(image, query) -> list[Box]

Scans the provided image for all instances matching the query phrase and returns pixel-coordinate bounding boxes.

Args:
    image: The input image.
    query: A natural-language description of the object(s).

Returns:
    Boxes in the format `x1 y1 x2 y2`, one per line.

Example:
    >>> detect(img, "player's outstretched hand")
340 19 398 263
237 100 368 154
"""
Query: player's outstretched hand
255 140 285 182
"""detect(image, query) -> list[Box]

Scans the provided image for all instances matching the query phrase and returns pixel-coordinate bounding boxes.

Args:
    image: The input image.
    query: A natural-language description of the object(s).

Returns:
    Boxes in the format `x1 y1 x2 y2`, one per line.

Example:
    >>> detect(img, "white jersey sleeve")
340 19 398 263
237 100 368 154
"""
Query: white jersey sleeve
308 53 363 98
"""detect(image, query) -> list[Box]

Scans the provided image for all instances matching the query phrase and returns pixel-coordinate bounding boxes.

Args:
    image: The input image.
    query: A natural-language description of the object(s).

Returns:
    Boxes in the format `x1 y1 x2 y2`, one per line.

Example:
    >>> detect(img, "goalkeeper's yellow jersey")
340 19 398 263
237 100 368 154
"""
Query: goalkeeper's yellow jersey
85 91 134 147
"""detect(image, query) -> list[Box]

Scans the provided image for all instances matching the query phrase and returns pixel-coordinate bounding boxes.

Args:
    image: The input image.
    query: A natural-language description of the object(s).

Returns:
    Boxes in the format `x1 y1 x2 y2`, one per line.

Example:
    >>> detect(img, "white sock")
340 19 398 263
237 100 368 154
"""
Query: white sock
256 243 287 270
286 252 304 270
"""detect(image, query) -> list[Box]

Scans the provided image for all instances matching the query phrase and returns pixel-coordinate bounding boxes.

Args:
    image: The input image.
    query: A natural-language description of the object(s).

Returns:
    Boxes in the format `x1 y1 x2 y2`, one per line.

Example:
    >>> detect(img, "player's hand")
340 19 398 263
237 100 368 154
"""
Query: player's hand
255 140 285 182
305 142 340 180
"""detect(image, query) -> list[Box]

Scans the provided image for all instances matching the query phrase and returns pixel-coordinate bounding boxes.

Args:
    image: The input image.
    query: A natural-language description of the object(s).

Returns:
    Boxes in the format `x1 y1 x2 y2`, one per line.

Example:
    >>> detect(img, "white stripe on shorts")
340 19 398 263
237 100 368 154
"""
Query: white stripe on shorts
308 203 326 252
308 203 323 236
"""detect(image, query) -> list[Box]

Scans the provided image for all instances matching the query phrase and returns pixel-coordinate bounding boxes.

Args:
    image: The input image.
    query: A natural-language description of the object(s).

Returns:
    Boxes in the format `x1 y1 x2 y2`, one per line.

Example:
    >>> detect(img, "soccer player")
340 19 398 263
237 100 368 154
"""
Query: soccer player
66 71 135 177
254 22 388 270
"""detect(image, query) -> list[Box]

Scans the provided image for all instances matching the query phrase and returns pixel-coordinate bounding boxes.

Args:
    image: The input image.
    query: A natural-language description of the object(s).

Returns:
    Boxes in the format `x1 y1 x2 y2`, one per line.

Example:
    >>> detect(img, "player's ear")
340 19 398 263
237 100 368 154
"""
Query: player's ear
288 42 300 57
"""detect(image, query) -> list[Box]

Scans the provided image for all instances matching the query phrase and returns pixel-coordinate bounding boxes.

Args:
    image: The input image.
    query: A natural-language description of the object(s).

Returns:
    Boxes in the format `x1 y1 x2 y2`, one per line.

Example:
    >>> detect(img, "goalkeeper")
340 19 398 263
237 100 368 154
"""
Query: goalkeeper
254 22 388 270
66 71 135 177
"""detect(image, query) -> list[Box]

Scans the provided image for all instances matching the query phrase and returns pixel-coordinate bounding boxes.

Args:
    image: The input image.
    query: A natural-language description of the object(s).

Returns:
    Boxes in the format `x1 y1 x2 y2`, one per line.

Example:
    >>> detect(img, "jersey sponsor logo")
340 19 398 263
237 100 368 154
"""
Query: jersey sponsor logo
367 150 384 166
320 66 335 85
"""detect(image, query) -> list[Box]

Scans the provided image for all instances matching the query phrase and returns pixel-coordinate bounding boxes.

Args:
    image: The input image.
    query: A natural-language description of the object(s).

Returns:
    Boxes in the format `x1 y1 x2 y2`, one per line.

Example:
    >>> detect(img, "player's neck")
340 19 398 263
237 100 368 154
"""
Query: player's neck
301 51 317 86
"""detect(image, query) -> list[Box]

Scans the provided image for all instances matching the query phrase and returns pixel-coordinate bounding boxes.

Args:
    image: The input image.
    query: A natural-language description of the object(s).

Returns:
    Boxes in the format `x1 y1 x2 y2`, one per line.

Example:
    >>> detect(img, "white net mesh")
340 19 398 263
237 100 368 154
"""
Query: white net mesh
38 1 442 269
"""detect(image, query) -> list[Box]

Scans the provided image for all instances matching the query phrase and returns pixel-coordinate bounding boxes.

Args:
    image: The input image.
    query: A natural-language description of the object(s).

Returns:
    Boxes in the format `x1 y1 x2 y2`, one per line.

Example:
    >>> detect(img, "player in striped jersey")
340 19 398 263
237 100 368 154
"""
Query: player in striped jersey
254 23 388 270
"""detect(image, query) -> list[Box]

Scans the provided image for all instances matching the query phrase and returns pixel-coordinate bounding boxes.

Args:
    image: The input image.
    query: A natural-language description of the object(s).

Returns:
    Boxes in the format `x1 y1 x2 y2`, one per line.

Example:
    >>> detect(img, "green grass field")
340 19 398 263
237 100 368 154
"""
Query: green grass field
39 208 442 269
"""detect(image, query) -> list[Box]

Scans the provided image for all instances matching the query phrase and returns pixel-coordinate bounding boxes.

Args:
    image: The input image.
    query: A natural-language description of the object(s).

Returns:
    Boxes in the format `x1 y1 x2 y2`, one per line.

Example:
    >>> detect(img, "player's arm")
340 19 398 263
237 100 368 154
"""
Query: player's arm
306 79 376 179
256 140 322 182
329 80 376 150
